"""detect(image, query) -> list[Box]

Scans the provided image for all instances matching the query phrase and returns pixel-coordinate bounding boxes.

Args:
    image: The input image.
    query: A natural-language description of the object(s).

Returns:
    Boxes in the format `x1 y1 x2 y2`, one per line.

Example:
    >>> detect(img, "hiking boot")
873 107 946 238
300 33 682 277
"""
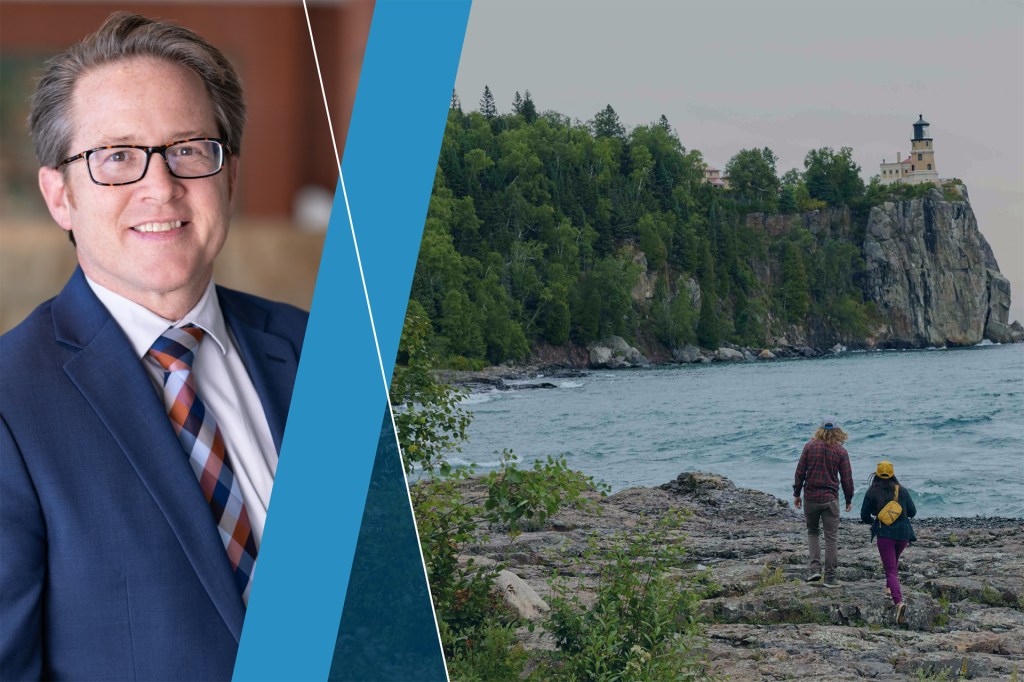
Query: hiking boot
822 578 841 588
896 602 908 624
884 586 892 600
805 572 822 583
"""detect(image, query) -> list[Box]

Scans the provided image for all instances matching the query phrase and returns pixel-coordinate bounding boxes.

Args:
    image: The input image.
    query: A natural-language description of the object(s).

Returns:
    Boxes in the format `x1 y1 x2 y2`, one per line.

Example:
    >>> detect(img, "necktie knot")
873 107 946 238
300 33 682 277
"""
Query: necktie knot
149 324 205 373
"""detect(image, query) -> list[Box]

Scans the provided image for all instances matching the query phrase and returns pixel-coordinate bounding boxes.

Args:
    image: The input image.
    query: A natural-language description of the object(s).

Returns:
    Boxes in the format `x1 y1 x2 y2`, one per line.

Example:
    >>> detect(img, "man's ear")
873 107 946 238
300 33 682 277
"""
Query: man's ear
226 155 240 214
38 167 74 233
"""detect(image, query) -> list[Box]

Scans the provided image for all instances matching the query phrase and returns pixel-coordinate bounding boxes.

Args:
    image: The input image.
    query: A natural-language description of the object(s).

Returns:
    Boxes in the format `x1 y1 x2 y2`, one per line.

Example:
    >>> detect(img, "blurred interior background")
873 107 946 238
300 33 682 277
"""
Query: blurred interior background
0 0 374 333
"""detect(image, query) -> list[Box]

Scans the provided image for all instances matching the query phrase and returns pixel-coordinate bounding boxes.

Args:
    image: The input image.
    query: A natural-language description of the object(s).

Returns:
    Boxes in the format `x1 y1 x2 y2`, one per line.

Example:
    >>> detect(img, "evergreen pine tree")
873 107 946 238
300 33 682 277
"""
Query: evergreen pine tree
591 104 626 139
511 91 524 114
450 87 461 112
479 85 497 119
696 286 719 349
520 90 538 124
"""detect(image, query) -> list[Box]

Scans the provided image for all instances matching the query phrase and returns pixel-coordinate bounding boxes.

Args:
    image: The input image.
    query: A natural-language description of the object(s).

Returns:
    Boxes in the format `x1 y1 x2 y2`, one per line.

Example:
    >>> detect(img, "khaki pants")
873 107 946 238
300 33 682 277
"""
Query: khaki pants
804 497 840 580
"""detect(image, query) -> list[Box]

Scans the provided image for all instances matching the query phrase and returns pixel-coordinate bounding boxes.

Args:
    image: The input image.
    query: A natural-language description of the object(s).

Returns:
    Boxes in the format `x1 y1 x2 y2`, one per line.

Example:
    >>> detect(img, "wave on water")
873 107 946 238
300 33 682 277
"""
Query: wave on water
446 455 504 470
930 414 994 429
558 380 584 389
461 391 499 406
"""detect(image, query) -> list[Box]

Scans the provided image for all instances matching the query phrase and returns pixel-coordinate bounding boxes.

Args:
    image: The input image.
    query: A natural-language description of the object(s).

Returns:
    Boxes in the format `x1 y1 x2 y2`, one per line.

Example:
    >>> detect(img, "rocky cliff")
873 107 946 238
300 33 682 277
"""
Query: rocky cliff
862 186 1016 348
745 186 1017 350
518 185 1020 370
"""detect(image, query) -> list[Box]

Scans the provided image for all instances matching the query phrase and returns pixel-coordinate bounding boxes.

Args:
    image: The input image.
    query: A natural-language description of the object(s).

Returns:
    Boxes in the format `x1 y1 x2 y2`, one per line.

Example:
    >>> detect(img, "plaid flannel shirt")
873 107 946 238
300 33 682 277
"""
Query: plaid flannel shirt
793 439 854 504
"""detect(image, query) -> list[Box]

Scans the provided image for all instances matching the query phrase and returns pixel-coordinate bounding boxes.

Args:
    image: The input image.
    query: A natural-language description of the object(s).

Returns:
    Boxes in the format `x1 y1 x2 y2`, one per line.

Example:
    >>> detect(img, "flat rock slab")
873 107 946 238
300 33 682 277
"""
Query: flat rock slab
456 471 1024 680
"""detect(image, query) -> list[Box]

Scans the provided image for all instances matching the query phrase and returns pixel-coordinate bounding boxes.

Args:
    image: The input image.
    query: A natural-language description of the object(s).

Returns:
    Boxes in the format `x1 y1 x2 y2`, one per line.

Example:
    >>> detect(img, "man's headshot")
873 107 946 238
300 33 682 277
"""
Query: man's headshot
0 9 367 679
34 17 244 322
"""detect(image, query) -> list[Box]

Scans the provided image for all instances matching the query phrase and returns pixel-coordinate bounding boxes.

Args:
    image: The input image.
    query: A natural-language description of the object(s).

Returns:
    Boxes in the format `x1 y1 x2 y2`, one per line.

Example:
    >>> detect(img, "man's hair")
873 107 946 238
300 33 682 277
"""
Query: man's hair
813 426 848 446
29 12 246 168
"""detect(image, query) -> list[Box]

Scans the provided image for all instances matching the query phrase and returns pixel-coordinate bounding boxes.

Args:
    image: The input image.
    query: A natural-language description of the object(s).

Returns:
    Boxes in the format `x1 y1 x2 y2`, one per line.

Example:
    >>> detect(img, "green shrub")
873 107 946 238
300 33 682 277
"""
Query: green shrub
754 564 786 591
484 451 607 537
980 584 1004 607
540 513 710 681
444 620 528 682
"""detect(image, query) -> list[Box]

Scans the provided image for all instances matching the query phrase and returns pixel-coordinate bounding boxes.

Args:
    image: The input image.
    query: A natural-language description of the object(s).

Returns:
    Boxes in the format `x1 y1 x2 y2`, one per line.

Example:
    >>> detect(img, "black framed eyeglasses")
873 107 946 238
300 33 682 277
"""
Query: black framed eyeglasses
58 138 229 186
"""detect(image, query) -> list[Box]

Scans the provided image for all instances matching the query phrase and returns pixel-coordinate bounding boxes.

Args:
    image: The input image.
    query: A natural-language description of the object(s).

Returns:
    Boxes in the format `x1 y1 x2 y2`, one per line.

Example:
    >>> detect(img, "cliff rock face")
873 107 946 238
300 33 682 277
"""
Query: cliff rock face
862 188 1011 347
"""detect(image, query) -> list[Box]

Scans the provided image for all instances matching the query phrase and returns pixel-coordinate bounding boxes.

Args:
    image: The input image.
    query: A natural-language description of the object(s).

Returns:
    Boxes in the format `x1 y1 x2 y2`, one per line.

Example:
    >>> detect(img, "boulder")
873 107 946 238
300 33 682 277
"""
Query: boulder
757 349 776 360
494 569 549 621
715 347 745 362
672 344 702 363
587 336 648 369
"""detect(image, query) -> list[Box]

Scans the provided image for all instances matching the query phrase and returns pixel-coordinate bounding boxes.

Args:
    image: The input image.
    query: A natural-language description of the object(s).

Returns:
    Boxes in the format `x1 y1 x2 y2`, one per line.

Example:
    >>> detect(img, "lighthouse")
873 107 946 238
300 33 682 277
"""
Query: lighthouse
879 115 940 186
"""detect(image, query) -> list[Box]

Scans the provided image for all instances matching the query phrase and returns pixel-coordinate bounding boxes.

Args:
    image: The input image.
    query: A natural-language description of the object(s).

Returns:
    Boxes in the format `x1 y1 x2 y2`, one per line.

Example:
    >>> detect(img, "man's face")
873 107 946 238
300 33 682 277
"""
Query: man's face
38 56 236 317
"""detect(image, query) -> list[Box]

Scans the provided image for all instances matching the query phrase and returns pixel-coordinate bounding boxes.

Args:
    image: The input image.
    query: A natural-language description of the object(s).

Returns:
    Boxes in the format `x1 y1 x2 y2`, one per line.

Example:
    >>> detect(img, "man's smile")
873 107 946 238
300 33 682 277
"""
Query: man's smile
132 219 185 233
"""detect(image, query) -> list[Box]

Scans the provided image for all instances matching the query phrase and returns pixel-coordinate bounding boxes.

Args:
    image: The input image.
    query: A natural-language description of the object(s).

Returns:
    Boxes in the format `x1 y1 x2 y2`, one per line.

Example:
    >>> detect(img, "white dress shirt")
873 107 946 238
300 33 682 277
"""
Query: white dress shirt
86 277 277 546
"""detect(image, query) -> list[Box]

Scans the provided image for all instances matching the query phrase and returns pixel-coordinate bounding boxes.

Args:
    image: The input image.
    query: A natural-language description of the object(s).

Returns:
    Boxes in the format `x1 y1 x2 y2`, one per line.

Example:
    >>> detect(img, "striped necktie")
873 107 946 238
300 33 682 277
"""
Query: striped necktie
148 324 257 606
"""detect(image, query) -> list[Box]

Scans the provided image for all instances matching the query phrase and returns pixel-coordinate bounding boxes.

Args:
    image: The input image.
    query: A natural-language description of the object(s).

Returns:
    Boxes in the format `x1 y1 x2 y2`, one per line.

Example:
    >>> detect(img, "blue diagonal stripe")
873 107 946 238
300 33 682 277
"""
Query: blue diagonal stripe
233 2 471 680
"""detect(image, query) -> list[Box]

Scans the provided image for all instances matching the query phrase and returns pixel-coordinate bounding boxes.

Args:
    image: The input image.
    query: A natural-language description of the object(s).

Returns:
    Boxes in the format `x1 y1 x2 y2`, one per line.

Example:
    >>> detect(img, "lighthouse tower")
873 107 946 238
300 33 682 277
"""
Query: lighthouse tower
907 115 939 184
879 115 940 185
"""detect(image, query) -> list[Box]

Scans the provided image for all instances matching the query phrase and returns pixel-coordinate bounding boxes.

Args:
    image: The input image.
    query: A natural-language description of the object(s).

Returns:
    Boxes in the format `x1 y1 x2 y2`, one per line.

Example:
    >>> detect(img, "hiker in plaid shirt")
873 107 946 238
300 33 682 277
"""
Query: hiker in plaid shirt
793 415 854 587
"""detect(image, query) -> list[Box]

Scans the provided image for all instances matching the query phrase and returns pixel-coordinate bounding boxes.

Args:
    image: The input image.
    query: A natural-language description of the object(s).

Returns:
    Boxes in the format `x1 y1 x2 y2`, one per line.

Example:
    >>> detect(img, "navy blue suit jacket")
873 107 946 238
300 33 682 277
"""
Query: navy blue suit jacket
0 268 307 680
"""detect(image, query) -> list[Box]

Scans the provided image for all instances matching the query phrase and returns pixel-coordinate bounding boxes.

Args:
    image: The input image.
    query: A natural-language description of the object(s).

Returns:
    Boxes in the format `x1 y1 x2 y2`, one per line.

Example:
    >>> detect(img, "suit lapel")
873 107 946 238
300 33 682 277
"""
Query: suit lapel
217 289 299 454
53 270 246 641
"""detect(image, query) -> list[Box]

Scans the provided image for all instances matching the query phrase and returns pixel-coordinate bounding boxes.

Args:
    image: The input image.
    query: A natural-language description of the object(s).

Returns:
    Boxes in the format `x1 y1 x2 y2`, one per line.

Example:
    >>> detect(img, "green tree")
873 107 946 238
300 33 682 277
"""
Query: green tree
571 254 638 342
780 241 810 323
803 146 864 205
725 147 780 212
479 84 497 119
519 89 538 124
696 285 719 349
477 269 530 363
638 214 667 271
438 288 485 359
591 104 626 140
652 277 696 349
538 285 571 345
390 300 472 475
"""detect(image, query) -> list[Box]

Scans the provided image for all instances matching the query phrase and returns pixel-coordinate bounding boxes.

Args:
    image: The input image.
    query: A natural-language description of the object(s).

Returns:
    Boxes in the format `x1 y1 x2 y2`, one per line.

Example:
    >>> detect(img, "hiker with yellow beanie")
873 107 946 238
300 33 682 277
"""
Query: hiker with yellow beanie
860 460 918 624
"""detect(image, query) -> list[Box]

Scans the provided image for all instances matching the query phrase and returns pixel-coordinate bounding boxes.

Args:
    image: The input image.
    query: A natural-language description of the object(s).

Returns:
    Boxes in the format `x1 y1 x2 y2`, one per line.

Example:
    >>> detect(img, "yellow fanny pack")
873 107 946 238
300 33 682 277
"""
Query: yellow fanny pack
877 484 903 526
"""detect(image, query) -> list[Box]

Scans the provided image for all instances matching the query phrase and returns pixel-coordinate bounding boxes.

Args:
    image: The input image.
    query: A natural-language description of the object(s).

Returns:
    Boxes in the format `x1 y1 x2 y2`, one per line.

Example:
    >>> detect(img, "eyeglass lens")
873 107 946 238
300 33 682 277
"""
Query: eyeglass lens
87 140 224 184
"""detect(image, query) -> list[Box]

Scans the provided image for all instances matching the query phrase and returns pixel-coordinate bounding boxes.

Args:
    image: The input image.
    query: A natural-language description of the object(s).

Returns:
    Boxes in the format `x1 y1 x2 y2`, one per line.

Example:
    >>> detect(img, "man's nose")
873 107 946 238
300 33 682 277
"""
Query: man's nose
137 152 184 199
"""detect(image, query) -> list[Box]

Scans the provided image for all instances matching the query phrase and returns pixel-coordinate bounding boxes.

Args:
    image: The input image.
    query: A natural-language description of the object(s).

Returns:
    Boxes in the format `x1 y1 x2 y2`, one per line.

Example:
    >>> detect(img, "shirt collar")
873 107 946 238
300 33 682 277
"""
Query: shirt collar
85 276 229 359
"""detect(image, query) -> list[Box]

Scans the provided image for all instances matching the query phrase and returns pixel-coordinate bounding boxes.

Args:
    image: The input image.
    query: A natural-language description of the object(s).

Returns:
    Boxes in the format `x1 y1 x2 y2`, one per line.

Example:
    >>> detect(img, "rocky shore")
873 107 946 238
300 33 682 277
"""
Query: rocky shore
461 473 1024 680
437 335 1022 385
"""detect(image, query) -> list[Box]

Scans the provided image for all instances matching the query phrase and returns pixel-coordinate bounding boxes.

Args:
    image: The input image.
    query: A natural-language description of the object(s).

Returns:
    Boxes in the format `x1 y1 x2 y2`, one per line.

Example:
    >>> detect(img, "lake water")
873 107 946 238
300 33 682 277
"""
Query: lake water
455 343 1024 518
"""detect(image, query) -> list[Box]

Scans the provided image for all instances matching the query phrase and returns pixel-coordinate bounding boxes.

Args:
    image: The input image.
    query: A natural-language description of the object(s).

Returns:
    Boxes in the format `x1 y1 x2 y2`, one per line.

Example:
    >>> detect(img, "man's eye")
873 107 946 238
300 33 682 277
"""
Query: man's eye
96 148 138 164
171 145 204 158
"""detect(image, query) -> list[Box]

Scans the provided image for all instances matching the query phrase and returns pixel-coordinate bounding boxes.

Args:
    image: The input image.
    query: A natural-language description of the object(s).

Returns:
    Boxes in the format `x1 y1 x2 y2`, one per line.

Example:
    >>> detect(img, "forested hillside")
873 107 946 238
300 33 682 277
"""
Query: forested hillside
407 90 972 367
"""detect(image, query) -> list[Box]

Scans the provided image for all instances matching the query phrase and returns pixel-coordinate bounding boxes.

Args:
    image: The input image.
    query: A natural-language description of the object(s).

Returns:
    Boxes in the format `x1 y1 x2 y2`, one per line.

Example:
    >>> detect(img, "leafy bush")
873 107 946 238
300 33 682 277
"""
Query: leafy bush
391 300 472 476
485 451 607 537
394 304 619 679
540 513 710 681
444 620 528 682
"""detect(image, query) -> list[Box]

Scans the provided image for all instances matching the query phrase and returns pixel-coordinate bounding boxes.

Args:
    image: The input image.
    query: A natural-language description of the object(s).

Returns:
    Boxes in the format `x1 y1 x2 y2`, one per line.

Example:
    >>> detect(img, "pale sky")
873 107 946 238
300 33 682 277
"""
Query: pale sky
455 0 1024 322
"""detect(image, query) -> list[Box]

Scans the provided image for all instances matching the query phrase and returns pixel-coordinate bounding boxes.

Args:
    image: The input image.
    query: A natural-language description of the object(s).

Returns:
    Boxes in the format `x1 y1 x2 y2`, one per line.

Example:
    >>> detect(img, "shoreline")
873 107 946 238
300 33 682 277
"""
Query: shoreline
458 472 1024 680
437 339 1021 391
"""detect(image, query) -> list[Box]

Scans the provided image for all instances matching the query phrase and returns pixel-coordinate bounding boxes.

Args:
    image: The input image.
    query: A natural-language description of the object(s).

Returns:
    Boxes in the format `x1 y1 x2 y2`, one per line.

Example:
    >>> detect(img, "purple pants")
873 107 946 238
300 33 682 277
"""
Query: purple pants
877 537 909 604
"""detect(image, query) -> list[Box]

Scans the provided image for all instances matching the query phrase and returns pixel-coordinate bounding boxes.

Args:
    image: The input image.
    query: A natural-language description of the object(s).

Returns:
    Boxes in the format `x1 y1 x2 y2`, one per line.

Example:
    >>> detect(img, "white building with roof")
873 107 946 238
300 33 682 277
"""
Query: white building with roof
880 115 940 185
